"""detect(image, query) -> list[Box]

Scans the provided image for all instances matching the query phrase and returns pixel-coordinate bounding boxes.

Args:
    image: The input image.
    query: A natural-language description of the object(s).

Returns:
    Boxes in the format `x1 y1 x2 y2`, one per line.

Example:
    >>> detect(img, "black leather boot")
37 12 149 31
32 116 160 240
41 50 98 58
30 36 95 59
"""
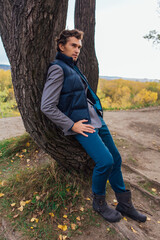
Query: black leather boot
115 189 147 222
92 193 122 222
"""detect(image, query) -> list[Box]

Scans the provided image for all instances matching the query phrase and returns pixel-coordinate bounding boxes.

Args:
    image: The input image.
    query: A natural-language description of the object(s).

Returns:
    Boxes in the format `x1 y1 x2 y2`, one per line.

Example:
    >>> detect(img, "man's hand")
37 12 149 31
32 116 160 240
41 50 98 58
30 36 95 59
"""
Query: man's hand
71 119 95 137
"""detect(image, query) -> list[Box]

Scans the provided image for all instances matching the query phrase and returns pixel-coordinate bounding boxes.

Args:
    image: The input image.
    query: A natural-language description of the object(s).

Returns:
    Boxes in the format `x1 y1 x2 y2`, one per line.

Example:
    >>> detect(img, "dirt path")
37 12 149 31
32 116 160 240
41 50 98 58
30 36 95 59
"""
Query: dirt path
0 107 160 240
103 106 160 183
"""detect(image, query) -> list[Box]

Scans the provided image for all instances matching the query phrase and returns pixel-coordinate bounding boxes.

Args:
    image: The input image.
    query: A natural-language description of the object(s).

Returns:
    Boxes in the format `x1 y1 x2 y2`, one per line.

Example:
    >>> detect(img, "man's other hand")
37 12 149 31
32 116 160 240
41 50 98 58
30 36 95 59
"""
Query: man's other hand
71 119 95 137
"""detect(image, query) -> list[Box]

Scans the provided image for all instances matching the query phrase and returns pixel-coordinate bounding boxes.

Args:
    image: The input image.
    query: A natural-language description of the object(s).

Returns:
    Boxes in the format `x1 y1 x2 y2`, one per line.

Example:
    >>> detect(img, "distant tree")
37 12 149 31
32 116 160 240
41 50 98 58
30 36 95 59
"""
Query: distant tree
144 1 160 45
74 0 99 93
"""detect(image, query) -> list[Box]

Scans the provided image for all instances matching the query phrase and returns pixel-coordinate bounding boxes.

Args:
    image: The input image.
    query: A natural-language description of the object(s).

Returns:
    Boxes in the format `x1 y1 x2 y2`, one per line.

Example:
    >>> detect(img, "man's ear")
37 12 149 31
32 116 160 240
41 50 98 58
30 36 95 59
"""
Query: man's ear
59 43 64 52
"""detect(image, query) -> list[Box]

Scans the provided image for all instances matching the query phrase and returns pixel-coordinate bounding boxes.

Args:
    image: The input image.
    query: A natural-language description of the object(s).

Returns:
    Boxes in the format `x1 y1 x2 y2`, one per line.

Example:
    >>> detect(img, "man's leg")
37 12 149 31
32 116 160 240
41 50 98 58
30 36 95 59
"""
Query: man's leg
73 129 114 195
98 116 147 222
73 130 122 222
98 116 126 193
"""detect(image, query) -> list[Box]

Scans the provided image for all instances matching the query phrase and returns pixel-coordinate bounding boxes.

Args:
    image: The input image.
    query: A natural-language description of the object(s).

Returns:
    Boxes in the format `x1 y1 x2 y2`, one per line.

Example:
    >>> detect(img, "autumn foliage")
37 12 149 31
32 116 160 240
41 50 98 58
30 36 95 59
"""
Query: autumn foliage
0 70 160 118
97 78 160 110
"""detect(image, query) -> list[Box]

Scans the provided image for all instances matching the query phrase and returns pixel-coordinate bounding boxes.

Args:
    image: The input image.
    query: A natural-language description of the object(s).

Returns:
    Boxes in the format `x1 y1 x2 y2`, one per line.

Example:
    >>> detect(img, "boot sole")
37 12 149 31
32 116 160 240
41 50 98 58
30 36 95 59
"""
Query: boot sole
118 211 147 222
93 209 122 223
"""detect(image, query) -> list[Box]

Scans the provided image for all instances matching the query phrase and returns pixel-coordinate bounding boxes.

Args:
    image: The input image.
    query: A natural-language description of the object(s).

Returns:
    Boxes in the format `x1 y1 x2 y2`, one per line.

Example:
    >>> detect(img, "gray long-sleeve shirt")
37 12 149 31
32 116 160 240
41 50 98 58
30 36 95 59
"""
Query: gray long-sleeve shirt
41 64 102 136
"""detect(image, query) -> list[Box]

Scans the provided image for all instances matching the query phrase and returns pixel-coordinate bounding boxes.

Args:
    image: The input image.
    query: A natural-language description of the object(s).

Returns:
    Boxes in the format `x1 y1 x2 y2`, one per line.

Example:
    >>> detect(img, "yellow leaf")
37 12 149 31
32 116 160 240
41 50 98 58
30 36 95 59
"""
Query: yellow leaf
26 142 30 147
85 197 91 201
22 149 27 152
30 226 34 229
36 196 40 200
11 160 14 162
76 216 80 221
20 200 26 206
66 188 70 192
18 206 23 211
147 217 151 221
123 217 128 221
58 235 63 240
151 188 157 192
11 203 16 207
130 226 137 233
0 193 4 197
107 180 109 183
1 180 7 186
71 223 76 230
157 221 160 223
25 200 31 204
58 225 67 231
49 212 55 217
30 217 38 222
58 235 67 240
106 227 110 231
63 215 67 218
80 207 84 212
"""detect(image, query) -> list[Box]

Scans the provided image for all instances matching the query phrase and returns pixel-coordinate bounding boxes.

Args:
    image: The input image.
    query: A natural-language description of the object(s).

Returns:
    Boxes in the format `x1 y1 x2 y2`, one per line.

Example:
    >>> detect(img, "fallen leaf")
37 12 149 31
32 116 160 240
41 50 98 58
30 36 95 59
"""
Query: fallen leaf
85 197 91 201
123 217 128 221
71 223 76 230
1 180 7 186
147 217 151 221
13 214 19 218
151 188 157 192
0 193 4 197
27 159 30 162
11 203 16 207
58 225 68 231
157 221 160 223
63 215 67 218
113 199 117 203
30 226 34 229
76 216 80 221
80 207 84 212
131 226 137 233
58 235 68 240
49 212 55 217
22 149 27 153
26 142 30 147
106 227 110 231
36 196 40 200
25 200 31 204
66 188 70 192
20 200 26 206
31 217 39 222
18 206 23 211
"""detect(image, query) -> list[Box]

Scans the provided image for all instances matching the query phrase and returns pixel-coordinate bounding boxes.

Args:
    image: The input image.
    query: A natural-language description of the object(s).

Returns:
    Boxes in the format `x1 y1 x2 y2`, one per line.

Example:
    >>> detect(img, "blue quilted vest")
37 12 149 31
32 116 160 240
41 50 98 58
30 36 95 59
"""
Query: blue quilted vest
49 51 103 123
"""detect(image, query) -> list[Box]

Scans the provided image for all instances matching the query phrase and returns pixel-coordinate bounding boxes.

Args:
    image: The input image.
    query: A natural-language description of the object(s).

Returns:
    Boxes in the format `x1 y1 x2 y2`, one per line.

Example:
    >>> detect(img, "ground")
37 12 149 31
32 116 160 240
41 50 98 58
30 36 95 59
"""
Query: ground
0 106 160 239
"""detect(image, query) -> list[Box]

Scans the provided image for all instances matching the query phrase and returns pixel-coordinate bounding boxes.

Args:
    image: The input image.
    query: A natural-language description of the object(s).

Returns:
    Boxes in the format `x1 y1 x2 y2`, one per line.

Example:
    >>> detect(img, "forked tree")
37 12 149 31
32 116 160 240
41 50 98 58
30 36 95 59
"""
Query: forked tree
0 0 98 173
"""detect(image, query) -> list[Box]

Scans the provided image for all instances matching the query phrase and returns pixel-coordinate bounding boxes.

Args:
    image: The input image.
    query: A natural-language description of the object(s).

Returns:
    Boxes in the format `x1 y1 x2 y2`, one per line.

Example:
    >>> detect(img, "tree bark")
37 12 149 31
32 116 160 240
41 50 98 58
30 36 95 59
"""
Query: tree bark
0 0 94 173
74 0 99 93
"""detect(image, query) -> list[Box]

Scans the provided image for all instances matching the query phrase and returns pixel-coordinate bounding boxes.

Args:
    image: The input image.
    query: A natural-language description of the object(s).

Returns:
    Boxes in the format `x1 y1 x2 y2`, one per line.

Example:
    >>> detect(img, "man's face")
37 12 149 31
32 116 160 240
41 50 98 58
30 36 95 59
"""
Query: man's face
59 36 82 61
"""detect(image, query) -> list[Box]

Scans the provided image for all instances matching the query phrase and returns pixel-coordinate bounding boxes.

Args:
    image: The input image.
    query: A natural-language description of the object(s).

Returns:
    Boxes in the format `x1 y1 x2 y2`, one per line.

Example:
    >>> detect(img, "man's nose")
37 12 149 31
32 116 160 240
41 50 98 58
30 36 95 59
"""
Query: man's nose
75 47 80 54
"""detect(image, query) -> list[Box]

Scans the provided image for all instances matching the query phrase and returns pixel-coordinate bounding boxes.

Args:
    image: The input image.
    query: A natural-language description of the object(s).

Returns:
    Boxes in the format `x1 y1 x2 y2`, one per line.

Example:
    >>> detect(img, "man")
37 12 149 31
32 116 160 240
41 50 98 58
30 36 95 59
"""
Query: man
41 29 147 223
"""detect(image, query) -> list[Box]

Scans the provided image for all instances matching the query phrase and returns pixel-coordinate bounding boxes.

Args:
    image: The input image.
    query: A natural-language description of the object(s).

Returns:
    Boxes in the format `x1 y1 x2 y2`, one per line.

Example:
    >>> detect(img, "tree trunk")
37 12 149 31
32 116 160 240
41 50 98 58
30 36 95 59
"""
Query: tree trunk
0 0 94 173
74 0 99 93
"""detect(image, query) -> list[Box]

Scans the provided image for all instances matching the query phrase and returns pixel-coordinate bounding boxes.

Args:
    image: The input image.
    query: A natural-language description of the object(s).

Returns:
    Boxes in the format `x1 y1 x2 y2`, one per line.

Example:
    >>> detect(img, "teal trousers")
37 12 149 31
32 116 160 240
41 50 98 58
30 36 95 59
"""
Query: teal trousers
73 115 126 195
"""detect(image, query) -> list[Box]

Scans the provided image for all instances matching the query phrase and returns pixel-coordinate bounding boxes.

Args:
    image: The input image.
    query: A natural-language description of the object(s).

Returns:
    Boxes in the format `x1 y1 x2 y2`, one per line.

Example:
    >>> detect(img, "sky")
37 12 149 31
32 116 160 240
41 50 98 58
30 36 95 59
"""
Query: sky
0 0 160 79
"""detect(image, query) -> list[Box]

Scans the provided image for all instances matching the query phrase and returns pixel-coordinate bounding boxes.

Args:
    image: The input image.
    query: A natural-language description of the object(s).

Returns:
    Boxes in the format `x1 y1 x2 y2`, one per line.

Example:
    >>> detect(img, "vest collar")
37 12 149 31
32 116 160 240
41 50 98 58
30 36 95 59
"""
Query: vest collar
55 51 78 67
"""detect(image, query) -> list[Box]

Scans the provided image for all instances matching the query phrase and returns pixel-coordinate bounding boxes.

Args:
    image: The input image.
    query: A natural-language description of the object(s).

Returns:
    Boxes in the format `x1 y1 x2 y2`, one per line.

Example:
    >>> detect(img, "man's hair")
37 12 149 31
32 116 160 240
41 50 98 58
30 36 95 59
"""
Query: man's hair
55 29 84 52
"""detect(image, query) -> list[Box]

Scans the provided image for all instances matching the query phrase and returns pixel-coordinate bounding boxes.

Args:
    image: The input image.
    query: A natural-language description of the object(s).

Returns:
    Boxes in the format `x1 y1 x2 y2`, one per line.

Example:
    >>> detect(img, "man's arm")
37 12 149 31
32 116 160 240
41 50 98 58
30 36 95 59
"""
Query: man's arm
41 64 75 134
